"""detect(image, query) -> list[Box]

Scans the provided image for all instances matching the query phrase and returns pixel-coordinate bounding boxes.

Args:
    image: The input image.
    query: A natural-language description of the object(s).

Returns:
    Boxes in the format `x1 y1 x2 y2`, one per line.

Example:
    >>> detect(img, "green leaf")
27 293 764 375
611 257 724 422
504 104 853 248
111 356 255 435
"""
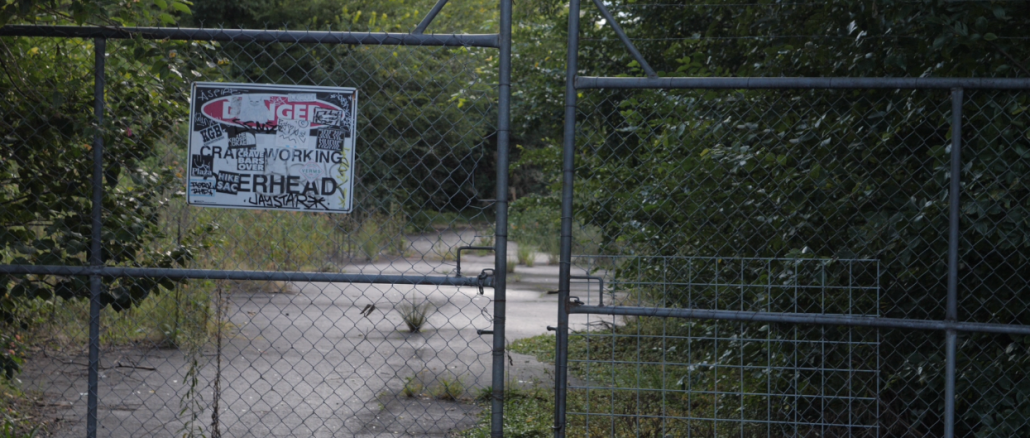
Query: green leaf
171 1 191 14
984 33 998 41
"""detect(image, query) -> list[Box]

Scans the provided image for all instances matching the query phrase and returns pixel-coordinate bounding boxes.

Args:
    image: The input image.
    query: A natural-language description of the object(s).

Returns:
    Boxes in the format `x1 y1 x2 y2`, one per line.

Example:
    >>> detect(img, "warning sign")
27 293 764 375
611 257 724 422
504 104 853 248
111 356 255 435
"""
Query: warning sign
186 82 357 213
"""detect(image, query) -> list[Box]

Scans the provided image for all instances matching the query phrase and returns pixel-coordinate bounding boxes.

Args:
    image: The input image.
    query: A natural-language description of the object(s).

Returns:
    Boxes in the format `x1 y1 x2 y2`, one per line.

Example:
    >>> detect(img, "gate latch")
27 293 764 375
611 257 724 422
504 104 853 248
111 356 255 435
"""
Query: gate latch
565 296 583 313
477 269 495 295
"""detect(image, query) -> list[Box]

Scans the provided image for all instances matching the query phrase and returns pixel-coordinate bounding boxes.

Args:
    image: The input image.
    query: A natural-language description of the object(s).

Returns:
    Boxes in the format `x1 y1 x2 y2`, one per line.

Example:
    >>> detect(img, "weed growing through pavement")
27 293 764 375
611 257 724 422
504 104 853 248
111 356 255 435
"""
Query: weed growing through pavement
402 372 426 398
431 375 465 401
398 293 433 333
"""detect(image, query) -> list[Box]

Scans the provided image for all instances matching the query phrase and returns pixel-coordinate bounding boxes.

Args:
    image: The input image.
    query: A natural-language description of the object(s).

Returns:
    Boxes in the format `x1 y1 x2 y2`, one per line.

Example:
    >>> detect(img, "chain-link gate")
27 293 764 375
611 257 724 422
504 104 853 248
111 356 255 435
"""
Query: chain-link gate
1 2 513 436
552 0 1030 436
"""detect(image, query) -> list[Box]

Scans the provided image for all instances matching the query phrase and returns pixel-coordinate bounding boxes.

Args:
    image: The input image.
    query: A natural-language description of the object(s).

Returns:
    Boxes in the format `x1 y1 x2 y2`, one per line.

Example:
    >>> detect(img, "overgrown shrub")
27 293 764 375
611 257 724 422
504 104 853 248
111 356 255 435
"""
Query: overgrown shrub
0 334 25 382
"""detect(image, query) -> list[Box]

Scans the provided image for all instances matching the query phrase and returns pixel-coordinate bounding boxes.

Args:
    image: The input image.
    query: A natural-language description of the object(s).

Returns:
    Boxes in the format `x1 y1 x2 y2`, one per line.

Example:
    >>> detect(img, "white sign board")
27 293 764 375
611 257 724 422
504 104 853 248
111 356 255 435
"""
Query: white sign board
187 82 357 213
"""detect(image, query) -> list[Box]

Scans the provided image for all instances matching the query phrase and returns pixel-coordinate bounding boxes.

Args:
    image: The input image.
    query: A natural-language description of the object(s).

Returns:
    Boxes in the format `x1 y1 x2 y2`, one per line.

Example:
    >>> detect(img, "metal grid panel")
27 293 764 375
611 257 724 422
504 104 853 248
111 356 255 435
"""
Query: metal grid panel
565 256 881 437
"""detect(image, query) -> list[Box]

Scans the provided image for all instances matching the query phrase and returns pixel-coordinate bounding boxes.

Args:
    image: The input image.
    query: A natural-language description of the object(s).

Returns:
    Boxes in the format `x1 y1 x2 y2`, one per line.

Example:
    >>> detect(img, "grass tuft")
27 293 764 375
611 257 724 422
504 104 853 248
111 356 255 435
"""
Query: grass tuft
457 386 553 438
402 373 426 398
516 244 536 267
398 293 433 333
430 375 465 401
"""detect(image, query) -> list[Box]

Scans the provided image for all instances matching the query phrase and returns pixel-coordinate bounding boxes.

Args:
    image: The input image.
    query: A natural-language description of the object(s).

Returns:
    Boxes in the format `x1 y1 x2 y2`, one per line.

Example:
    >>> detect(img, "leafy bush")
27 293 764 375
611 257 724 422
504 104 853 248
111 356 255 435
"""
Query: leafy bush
1 0 213 314
510 196 560 258
0 334 25 382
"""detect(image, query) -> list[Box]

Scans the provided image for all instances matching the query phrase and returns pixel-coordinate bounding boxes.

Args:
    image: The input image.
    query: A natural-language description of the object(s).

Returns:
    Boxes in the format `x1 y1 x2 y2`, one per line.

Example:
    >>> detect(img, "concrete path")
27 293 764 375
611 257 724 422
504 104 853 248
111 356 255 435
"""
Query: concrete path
21 233 601 437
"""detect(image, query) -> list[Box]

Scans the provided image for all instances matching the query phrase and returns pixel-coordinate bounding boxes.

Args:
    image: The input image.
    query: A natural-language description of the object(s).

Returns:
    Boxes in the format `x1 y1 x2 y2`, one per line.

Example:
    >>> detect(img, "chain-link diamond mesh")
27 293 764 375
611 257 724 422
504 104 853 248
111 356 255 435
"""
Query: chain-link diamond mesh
2 29 503 437
559 87 1030 436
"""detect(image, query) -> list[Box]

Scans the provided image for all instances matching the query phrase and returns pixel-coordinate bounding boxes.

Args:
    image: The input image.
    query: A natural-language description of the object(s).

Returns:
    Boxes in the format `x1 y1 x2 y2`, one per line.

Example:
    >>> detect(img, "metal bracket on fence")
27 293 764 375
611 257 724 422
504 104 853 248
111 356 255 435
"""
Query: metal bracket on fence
476 329 494 335
589 0 657 79
455 246 495 277
477 268 495 295
412 0 450 34
569 275 604 306
564 296 583 313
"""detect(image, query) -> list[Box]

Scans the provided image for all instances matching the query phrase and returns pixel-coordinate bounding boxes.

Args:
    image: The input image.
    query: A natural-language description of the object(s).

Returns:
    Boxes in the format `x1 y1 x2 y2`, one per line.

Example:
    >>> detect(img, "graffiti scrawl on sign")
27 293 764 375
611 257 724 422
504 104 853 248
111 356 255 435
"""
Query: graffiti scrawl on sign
187 82 357 213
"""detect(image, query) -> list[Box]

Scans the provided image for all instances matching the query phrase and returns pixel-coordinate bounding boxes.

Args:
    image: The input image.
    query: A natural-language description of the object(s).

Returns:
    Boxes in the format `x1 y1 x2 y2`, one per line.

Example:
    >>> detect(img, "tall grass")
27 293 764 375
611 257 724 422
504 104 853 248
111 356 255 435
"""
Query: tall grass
516 244 537 267
26 279 216 350
167 201 410 270
510 196 603 265
500 314 807 438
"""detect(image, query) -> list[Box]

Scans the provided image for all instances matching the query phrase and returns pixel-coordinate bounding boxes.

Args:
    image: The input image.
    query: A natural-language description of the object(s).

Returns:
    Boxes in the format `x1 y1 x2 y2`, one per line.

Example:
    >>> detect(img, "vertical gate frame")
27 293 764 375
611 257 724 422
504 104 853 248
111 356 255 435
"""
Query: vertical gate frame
1 9 512 437
553 0 583 433
86 36 105 438
554 8 1030 437
491 0 513 435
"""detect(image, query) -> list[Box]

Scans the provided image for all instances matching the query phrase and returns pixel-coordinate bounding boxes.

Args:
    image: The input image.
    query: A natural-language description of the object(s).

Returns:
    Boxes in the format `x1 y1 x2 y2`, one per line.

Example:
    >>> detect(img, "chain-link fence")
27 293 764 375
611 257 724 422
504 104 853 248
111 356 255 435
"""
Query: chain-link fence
551 2 1030 432
554 82 1030 437
2 20 512 437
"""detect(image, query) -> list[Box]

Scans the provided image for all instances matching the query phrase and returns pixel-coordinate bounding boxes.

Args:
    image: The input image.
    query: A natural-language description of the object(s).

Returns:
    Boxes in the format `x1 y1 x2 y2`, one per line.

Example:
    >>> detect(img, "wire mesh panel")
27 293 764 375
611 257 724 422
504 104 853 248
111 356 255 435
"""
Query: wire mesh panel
565 256 881 437
557 87 1030 437
1 30 502 437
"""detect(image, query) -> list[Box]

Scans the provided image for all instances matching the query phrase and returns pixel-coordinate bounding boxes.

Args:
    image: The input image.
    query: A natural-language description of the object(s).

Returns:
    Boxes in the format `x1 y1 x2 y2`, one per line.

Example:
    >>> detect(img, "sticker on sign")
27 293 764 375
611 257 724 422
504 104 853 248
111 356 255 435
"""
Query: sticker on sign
186 82 358 213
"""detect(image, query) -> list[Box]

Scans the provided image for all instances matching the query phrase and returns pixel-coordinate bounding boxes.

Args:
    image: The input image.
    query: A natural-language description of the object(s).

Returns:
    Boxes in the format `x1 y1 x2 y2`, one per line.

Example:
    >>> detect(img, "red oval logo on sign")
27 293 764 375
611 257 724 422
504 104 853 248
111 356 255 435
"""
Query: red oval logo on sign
200 94 344 128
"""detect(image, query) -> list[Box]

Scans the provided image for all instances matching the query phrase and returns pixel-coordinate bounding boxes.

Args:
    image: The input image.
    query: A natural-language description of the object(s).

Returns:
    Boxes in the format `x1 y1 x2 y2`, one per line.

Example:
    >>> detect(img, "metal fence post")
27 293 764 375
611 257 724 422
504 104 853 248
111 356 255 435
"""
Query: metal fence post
554 0 582 435
86 36 106 438
944 87 963 438
491 0 512 436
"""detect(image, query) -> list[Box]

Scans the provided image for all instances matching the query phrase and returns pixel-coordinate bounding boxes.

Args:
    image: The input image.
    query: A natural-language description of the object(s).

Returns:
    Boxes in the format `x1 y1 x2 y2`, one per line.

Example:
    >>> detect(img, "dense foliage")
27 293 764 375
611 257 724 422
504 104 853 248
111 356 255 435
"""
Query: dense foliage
0 1 211 324
515 1 1030 435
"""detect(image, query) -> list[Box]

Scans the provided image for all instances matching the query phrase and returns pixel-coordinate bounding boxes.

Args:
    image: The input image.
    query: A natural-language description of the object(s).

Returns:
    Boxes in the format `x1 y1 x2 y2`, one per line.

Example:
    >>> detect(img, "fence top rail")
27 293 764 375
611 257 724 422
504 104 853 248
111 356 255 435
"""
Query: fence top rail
0 264 488 287
0 25 500 48
576 76 1030 90
571 305 1030 336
